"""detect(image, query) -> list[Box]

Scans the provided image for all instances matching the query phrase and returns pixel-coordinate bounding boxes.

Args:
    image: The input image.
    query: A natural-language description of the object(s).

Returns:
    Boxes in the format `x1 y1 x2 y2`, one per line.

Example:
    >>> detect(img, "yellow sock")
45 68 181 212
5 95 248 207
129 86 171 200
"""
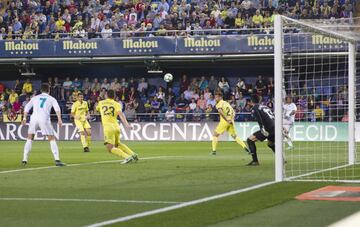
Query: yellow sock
118 143 135 155
235 137 247 149
86 135 91 148
80 134 87 148
111 147 130 159
212 136 218 151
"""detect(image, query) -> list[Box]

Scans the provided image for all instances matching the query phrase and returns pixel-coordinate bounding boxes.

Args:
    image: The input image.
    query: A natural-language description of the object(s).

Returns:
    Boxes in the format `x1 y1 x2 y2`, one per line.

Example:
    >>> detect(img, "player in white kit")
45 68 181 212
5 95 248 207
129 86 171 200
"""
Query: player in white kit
283 96 297 150
21 84 65 166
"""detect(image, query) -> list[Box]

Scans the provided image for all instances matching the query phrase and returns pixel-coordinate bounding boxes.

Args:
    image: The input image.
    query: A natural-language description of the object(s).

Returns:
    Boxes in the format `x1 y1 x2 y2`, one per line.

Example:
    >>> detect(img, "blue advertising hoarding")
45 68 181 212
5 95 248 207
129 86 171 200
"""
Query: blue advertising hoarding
0 34 351 58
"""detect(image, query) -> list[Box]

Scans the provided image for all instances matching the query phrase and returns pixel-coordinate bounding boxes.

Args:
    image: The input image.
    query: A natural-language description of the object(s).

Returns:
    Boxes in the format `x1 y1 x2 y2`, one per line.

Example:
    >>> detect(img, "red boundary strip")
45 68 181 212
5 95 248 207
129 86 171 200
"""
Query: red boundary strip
296 186 360 202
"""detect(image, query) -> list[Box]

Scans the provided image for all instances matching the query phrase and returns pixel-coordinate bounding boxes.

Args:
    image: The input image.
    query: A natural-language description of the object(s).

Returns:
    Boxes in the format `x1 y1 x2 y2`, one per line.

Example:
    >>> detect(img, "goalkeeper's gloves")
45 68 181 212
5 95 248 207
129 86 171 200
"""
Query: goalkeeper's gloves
261 127 269 137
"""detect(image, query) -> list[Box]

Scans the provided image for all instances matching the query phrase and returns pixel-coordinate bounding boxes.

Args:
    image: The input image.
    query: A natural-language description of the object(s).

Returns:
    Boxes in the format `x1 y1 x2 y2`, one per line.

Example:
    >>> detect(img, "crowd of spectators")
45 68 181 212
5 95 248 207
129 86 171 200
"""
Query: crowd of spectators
290 82 349 122
0 0 356 40
0 74 350 122
0 78 33 120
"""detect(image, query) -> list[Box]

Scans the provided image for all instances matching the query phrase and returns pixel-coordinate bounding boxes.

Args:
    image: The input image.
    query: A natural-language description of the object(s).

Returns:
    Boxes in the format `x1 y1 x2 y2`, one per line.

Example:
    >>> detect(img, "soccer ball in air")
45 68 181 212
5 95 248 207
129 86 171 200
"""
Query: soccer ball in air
164 73 173 82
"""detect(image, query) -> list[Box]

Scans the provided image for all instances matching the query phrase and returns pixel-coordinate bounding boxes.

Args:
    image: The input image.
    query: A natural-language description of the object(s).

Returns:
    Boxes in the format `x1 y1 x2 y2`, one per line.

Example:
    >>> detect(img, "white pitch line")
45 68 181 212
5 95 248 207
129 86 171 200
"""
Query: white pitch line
292 179 360 183
328 211 360 227
0 197 181 204
286 163 352 181
85 181 276 227
0 156 184 174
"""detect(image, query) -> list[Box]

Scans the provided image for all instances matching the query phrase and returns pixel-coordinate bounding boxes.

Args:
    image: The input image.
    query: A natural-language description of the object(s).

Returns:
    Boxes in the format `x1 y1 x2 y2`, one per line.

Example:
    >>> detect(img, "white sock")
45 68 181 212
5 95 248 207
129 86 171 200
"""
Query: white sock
50 140 60 161
23 139 33 162
286 137 293 147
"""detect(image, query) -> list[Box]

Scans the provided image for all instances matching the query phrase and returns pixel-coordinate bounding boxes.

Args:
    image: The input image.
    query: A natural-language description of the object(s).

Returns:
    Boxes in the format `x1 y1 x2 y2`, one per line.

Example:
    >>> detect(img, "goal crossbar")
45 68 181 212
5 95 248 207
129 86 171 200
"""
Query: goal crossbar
282 16 360 43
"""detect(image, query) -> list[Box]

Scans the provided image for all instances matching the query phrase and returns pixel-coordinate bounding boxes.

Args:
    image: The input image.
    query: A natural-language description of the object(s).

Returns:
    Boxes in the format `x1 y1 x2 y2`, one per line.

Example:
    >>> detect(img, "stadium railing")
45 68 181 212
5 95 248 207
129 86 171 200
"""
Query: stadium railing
39 110 346 123
6 20 360 40
39 112 253 123
5 27 275 40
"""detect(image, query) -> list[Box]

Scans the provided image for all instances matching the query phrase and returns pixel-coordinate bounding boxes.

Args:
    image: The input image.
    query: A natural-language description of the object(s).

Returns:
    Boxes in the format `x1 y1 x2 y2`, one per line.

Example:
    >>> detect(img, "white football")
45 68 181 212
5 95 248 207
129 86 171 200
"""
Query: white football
164 73 173 82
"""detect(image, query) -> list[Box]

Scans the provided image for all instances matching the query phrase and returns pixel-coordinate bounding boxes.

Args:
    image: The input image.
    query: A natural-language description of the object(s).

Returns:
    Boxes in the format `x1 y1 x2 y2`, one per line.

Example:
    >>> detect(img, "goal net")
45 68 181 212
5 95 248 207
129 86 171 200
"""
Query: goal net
274 16 360 182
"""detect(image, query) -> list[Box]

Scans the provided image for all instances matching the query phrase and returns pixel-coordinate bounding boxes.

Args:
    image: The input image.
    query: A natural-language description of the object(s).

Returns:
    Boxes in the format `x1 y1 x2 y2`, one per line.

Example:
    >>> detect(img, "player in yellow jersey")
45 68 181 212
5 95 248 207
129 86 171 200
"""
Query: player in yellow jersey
96 90 138 164
211 91 249 155
71 93 92 152
71 93 91 152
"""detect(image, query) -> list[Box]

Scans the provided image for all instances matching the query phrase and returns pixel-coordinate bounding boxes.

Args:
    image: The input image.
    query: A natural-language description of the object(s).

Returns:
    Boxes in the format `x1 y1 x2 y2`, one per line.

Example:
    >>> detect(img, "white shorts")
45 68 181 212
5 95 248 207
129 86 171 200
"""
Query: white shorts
283 118 294 133
28 118 54 136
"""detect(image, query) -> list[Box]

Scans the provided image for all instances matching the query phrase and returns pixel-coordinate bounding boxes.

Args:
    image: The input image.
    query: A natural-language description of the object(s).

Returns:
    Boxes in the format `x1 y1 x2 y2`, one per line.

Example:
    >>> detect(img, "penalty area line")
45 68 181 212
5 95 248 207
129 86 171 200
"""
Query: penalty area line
0 156 184 174
329 211 360 227
0 197 181 205
85 181 276 227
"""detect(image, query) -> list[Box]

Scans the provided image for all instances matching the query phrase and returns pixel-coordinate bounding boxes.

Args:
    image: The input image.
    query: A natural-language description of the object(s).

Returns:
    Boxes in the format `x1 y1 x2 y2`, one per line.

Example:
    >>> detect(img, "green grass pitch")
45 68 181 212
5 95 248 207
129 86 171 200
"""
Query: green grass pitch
0 141 359 227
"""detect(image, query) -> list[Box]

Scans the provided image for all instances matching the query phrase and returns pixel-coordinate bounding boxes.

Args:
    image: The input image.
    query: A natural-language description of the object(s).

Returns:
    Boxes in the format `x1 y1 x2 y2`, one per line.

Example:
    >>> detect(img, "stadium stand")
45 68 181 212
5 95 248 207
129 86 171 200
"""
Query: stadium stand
0 75 348 123
0 0 355 122
0 0 356 39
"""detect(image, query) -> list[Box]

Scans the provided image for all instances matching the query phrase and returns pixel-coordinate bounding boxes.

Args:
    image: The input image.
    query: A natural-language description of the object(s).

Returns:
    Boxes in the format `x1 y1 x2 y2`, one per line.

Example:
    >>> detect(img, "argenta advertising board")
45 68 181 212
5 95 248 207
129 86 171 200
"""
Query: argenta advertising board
0 122 355 142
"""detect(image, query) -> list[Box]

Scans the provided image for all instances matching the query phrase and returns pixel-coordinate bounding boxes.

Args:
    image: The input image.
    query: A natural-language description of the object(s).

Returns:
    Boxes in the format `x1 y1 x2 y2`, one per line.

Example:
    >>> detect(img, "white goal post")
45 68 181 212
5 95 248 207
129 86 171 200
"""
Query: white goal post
274 15 359 182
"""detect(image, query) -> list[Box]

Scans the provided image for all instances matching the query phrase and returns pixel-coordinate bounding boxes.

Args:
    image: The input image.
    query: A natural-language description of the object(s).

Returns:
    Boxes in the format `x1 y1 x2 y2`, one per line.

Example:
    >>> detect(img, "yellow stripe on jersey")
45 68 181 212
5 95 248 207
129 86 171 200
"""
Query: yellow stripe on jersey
96 99 122 125
71 101 89 121
215 100 235 121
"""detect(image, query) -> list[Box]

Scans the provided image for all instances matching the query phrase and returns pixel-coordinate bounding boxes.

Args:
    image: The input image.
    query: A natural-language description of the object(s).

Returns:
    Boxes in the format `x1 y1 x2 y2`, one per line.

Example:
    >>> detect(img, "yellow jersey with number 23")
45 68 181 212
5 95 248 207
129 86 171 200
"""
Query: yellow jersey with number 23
96 99 122 126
